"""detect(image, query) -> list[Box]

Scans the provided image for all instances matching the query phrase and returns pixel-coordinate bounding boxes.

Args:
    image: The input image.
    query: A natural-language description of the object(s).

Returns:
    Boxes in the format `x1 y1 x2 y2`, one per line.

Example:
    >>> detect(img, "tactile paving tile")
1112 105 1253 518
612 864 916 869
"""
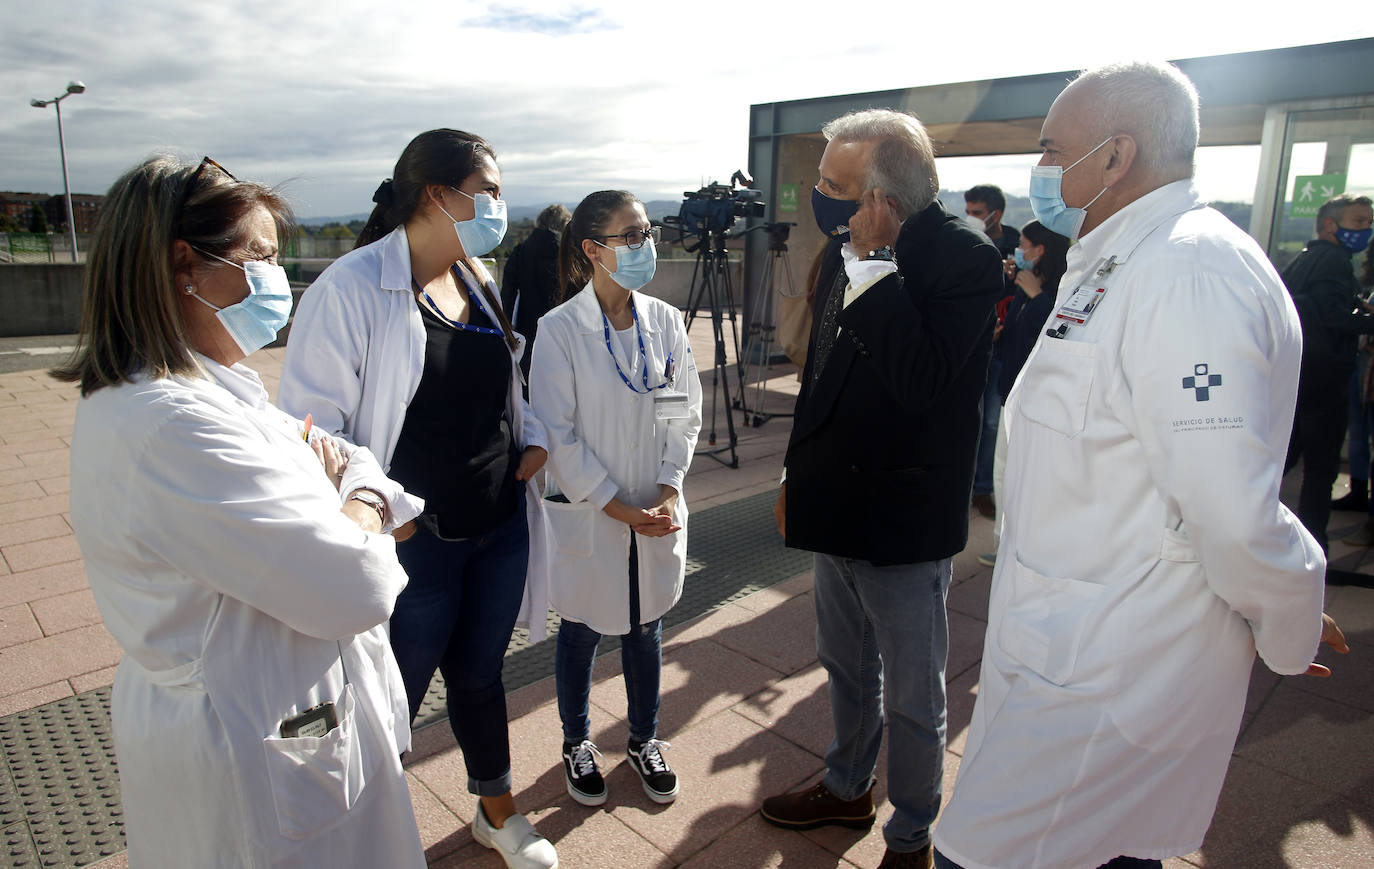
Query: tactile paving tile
414 489 808 729
0 688 124 868
2 822 39 867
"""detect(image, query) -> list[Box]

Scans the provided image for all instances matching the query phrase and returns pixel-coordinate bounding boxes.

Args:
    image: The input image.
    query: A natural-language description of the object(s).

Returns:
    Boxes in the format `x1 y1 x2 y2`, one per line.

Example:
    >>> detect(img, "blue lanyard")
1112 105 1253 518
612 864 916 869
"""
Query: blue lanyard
601 303 671 394
413 267 504 337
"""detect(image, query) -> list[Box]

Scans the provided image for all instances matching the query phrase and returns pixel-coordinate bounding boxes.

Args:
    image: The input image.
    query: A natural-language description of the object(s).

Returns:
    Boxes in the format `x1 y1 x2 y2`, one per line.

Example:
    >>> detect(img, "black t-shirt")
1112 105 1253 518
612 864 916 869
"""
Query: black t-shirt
388 299 518 538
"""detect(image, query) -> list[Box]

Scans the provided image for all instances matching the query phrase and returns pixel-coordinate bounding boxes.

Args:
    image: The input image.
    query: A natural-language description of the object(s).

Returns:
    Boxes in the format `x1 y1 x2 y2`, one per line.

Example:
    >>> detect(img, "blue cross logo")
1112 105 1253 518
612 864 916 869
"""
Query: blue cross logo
1182 363 1222 401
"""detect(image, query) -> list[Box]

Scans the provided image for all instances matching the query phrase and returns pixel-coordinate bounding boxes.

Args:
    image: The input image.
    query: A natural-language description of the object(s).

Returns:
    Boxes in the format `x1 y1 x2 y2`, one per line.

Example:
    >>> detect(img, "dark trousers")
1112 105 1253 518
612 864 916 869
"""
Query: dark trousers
391 491 528 796
555 534 663 744
934 850 1161 869
1286 379 1348 553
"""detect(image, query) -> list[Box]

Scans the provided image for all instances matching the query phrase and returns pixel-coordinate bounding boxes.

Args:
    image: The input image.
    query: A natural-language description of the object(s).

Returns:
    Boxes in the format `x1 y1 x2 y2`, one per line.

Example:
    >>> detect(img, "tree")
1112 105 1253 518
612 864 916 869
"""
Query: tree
319 222 355 239
0 212 21 233
27 206 49 234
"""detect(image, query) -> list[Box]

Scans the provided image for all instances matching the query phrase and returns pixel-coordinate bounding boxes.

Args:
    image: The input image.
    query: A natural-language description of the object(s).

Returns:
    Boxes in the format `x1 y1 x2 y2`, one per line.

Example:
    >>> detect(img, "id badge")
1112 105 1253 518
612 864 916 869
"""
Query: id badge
1054 285 1106 326
654 391 690 420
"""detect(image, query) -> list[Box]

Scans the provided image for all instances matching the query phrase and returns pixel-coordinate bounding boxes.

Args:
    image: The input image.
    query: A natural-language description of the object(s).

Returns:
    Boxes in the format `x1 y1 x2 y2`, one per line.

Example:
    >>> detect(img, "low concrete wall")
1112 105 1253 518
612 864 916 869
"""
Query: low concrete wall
0 264 84 337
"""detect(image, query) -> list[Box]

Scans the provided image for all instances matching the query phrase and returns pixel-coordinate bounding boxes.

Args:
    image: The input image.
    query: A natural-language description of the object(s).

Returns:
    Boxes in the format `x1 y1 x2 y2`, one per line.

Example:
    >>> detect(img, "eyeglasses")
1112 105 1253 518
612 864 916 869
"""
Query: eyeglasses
592 226 660 250
172 156 237 239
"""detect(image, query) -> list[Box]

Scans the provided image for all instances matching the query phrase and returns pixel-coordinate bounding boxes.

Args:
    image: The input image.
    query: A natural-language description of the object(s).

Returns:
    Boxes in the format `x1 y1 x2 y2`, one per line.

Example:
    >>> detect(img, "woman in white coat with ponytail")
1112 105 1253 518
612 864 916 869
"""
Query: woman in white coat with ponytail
530 190 702 810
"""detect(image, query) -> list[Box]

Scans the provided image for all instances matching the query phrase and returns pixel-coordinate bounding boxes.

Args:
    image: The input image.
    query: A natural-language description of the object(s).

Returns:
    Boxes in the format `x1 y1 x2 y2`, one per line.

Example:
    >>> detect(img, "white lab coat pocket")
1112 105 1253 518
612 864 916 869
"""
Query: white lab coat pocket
1016 338 1096 437
997 556 1104 686
543 499 595 557
261 685 365 840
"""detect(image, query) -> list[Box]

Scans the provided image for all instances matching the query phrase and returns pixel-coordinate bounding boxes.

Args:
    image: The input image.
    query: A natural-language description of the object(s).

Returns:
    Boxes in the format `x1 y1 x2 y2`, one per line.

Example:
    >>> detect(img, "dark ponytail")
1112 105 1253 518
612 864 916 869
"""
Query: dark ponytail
1021 219 1070 295
355 129 519 352
354 129 494 249
557 190 639 303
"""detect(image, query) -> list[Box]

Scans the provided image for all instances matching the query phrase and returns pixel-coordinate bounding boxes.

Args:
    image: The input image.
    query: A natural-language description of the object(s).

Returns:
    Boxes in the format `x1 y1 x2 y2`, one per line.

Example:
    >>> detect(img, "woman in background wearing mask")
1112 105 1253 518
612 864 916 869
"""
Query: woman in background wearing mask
278 130 556 869
59 155 425 865
978 219 1070 567
530 191 702 810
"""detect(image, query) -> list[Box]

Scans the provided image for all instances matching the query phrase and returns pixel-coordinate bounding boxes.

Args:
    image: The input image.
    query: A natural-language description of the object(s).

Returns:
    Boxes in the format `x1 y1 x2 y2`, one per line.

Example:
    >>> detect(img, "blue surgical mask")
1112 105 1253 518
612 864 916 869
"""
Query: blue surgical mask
593 237 657 291
439 188 508 257
1335 225 1373 254
188 252 293 355
812 186 861 241
1013 248 1036 271
1028 135 1114 240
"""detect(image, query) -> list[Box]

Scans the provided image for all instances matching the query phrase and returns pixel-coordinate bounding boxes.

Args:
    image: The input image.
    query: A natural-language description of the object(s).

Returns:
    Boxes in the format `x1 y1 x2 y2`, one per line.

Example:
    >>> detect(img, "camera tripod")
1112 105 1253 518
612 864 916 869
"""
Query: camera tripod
682 227 744 468
737 222 799 426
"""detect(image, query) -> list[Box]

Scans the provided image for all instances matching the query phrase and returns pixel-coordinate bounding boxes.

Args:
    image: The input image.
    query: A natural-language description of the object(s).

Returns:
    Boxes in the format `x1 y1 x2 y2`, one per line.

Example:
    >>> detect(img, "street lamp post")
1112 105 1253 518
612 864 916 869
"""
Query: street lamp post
30 81 86 263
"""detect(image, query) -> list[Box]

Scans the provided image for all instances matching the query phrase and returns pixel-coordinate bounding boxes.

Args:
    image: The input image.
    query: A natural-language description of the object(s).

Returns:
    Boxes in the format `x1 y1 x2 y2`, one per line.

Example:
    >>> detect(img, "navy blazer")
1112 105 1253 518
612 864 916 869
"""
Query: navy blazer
784 200 1003 565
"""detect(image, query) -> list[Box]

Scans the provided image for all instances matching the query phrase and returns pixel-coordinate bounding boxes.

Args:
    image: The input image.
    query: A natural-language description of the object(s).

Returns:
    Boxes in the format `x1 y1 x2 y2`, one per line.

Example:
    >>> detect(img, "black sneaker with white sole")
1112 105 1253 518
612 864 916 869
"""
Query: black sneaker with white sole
562 739 607 806
626 738 679 804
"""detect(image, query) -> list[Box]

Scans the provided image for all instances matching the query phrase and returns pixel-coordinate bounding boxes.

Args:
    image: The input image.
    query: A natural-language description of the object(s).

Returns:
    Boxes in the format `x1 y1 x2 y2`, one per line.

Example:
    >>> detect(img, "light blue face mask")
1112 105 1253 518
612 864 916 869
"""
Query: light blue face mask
188 251 293 355
440 188 508 257
1013 248 1037 271
593 237 657 291
1028 135 1114 240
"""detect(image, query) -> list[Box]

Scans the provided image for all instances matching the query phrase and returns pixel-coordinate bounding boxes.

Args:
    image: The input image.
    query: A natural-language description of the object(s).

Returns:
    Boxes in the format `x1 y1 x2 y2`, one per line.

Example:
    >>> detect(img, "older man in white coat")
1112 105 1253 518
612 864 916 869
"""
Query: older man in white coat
931 62 1349 869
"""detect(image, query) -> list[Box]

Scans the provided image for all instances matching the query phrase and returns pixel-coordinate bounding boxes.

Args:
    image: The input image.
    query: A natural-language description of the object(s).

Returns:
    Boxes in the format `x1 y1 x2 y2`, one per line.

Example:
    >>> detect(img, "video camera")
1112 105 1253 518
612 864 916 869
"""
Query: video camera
666 170 766 237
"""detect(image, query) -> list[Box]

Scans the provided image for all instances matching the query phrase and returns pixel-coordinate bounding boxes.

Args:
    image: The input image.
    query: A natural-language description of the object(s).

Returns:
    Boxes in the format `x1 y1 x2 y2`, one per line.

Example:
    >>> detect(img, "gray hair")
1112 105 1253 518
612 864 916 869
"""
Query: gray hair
821 109 939 218
1316 193 1374 234
536 202 571 233
1069 61 1199 180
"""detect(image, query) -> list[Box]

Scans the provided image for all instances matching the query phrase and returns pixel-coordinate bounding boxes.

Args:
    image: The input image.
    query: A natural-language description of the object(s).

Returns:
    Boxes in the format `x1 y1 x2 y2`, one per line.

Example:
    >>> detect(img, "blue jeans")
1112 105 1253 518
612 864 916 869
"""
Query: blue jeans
391 490 528 796
973 355 1002 495
814 553 952 853
556 534 662 744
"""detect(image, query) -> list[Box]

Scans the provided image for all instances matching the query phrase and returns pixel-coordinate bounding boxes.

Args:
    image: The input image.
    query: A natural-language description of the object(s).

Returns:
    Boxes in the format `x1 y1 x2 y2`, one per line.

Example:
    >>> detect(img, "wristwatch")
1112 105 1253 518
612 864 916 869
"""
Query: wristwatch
347 488 388 525
863 245 896 263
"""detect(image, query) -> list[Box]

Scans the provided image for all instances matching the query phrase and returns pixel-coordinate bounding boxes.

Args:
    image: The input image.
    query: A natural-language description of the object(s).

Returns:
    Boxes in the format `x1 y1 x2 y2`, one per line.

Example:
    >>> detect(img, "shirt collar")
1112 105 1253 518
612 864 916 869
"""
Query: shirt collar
194 353 270 410
1066 179 1204 279
379 224 415 293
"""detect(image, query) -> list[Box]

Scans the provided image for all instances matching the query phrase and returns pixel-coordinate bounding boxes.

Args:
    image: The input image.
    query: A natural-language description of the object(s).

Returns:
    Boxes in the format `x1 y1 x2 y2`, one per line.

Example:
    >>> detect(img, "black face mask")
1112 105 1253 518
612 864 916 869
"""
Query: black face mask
812 186 861 241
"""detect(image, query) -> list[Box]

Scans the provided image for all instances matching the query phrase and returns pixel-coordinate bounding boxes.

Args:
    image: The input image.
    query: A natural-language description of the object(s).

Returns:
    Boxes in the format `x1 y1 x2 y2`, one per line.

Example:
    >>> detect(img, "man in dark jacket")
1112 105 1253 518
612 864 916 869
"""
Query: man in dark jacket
759 109 1002 869
1283 192 1374 553
501 203 570 382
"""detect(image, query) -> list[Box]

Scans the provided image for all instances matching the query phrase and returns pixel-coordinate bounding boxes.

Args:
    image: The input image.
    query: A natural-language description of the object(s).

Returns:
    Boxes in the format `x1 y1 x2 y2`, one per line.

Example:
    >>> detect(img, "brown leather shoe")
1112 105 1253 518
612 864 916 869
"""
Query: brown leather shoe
759 780 875 831
878 845 933 869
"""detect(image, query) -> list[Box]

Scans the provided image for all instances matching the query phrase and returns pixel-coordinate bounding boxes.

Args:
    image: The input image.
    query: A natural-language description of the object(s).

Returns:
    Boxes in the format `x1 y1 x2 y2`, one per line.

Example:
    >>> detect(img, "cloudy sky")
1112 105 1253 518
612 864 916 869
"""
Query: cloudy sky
4 1 1369 218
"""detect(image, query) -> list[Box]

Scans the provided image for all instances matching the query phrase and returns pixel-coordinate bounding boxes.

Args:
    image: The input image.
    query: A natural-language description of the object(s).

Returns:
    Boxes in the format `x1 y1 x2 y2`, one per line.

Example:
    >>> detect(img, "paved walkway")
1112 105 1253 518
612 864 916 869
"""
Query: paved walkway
0 327 1371 867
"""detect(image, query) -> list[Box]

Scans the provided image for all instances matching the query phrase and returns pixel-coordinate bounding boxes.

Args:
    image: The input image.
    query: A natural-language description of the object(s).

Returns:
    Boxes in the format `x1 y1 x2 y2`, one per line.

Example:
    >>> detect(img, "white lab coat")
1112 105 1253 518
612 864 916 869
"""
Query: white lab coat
69 357 425 869
529 284 702 635
933 182 1327 869
277 225 552 639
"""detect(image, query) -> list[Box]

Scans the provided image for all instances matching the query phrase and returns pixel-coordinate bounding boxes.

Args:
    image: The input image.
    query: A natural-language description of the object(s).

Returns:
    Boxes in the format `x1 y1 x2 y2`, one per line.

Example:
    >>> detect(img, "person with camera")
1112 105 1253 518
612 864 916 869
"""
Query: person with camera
529 190 702 810
59 155 426 866
761 109 1003 869
278 129 557 869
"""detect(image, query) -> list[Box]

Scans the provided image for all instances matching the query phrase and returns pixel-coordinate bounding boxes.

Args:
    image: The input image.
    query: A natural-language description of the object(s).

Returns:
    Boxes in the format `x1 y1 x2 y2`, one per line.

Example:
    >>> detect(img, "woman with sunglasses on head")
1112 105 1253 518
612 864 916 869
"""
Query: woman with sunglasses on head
529 190 702 809
57 155 425 866
278 130 555 869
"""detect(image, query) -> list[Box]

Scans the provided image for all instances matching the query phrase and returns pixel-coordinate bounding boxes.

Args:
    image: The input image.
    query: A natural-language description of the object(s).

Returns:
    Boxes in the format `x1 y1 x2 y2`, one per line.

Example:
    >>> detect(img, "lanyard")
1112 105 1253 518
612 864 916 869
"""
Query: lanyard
601 302 671 394
413 266 504 337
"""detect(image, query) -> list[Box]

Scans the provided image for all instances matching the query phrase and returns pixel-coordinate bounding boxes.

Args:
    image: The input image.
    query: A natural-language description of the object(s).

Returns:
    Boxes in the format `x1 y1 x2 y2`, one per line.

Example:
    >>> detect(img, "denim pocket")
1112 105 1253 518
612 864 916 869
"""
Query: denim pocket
261 685 367 840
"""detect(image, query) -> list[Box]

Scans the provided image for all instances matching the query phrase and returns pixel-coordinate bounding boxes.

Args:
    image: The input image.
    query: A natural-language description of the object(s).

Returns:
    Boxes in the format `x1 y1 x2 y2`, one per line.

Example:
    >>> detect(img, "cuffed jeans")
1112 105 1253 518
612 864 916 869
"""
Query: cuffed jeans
391 490 528 797
556 534 663 744
814 552 952 853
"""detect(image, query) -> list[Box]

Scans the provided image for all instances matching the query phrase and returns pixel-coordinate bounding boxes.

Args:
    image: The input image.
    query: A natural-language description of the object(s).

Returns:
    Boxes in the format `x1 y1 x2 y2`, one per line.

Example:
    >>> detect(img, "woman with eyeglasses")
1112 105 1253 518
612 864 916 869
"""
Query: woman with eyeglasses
278 129 556 869
529 190 702 809
56 156 425 866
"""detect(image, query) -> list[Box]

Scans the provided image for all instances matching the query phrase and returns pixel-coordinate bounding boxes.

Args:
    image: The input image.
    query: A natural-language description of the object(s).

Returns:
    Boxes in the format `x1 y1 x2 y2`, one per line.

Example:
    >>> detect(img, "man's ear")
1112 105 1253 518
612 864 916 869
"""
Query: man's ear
1102 134 1137 186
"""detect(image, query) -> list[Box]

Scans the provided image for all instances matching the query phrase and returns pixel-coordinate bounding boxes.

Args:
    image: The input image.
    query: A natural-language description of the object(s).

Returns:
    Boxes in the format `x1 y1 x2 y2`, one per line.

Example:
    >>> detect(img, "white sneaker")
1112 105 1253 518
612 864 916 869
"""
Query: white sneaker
472 803 558 869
